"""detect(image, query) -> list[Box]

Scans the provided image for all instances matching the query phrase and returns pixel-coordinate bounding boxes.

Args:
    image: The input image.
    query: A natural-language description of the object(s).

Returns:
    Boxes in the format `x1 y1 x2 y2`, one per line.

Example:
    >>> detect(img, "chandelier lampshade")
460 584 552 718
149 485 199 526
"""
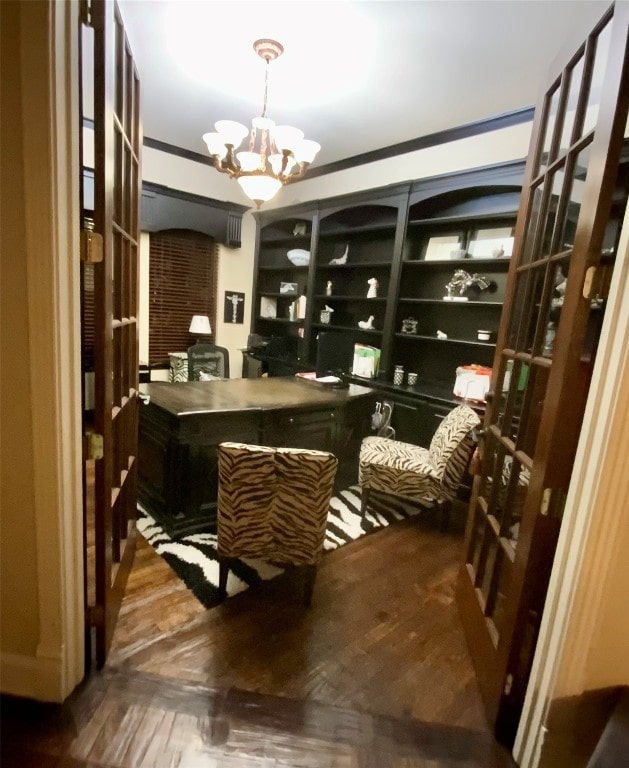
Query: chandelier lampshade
202 39 320 207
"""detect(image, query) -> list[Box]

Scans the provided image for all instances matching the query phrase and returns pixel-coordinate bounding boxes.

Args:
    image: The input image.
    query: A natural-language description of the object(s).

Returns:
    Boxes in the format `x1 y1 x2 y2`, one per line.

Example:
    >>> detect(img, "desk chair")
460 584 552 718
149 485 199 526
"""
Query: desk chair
187 343 230 380
359 404 480 525
216 442 338 605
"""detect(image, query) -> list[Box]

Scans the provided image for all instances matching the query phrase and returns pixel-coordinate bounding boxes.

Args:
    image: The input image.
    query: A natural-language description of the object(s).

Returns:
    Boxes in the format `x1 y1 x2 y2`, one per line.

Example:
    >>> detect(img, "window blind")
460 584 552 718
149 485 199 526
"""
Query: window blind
149 229 218 364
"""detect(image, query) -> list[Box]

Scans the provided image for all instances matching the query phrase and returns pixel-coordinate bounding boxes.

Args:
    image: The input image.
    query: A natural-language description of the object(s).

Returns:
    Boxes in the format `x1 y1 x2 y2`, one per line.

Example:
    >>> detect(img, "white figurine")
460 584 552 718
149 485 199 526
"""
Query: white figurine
358 315 375 330
436 329 448 340
366 278 378 298
329 244 348 265
326 280 333 296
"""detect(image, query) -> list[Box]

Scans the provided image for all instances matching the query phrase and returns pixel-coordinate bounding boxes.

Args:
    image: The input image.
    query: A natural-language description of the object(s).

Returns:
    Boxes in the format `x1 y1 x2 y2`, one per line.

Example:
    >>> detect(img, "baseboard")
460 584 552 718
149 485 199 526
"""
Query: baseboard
0 651 68 703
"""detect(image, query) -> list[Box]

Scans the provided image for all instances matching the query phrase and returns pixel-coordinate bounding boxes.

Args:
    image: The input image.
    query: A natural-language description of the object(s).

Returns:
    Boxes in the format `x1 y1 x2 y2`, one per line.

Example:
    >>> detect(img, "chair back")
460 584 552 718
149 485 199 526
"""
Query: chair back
187 343 230 380
217 442 338 565
429 405 480 497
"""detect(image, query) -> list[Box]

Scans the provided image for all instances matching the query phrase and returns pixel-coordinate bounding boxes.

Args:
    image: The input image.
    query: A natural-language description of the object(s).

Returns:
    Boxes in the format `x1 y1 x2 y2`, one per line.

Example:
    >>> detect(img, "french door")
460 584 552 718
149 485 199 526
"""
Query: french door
457 2 629 745
82 0 142 667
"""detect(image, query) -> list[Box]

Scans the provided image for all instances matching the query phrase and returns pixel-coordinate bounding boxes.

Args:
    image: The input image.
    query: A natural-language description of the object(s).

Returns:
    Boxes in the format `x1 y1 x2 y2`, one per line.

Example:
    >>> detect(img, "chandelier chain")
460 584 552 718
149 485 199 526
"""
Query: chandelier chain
262 57 270 119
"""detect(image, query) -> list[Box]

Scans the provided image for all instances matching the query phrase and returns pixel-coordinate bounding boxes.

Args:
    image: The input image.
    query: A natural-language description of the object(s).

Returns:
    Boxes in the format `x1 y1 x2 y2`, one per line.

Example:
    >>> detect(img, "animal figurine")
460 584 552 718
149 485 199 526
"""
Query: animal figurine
358 315 375 330
436 330 448 340
366 278 378 298
445 269 491 298
329 244 349 265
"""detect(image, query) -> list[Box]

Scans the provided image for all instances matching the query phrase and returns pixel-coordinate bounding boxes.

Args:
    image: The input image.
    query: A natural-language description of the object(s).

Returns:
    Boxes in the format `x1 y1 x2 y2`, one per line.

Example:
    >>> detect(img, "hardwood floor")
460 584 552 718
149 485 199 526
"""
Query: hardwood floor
1 506 517 767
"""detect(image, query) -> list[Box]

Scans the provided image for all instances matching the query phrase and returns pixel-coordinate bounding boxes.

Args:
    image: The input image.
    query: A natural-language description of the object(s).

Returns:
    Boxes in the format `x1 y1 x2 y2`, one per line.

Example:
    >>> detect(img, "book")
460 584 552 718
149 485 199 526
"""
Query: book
352 344 381 379
259 296 277 318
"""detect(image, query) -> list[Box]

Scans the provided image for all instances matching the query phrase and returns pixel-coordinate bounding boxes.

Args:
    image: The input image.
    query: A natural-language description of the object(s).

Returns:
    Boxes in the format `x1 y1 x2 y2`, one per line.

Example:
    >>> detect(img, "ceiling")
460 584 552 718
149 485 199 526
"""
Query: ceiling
117 0 609 170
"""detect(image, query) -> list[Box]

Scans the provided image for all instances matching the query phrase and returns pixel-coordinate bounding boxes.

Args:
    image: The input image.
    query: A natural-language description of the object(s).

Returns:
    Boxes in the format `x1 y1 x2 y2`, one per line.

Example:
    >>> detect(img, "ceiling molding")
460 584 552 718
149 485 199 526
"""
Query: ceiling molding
83 105 535 181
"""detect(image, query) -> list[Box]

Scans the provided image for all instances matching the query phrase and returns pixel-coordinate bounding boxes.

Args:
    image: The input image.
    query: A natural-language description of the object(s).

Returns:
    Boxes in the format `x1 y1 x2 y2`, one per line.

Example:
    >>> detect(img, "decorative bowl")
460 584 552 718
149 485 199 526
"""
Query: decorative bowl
287 248 310 267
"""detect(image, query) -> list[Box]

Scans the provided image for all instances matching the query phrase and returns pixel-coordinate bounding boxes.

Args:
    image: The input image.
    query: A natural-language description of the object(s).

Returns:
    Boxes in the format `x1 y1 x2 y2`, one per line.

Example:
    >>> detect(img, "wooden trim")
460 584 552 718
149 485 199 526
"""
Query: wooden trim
143 135 213 166
142 179 249 213
19 0 84 699
306 107 535 180
87 106 534 181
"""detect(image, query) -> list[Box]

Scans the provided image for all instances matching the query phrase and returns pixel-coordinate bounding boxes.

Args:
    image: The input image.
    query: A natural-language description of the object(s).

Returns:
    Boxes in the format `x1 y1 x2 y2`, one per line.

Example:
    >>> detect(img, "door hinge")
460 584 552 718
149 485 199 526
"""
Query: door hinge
84 432 104 461
80 228 103 264
79 0 93 27
504 673 514 696
540 488 552 516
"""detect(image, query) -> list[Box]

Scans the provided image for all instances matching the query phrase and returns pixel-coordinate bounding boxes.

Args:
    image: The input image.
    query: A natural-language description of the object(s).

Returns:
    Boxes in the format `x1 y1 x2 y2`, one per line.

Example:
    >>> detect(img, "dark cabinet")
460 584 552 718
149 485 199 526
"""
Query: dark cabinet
309 201 403 363
251 162 526 444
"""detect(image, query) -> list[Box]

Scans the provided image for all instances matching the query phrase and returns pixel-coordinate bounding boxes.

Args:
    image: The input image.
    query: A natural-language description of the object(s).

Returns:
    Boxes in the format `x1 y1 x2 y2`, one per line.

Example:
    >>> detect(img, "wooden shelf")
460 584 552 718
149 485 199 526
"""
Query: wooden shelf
251 161 524 406
318 222 397 238
398 297 503 307
256 317 304 325
258 264 309 272
315 261 393 270
394 333 495 348
311 323 383 335
314 295 388 302
260 235 311 246
258 292 302 299
402 257 511 268
406 211 518 228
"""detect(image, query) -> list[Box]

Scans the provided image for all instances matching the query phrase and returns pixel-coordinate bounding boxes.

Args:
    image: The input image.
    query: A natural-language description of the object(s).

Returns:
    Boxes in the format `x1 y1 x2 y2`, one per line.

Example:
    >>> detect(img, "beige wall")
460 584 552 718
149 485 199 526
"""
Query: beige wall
0 1 40 657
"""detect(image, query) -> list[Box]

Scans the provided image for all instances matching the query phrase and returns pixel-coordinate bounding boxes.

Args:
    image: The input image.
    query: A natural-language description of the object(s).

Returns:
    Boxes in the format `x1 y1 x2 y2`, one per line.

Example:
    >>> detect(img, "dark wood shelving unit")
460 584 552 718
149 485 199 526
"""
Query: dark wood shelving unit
250 161 526 445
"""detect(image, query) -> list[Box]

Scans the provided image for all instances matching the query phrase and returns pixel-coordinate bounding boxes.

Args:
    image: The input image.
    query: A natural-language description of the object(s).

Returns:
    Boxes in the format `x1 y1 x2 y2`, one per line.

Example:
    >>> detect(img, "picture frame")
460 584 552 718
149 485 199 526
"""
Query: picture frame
223 290 245 323
279 281 299 294
422 232 465 261
468 226 515 259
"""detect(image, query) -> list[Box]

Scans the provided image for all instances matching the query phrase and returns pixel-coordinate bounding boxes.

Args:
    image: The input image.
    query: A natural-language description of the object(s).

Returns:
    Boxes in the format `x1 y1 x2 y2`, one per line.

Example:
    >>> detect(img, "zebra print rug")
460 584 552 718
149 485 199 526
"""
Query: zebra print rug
136 486 425 609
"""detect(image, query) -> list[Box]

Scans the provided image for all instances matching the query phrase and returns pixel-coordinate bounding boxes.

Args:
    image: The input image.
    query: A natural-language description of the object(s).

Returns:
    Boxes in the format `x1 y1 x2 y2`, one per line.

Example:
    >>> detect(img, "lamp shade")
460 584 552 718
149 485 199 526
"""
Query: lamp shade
237 175 282 204
202 132 228 159
272 125 304 153
215 120 249 148
189 315 212 335
293 139 321 165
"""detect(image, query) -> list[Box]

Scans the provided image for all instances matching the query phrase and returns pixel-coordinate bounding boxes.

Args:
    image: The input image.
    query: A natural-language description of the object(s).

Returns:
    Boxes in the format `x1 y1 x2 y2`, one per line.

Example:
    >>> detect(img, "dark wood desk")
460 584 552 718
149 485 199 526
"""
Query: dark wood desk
138 377 376 536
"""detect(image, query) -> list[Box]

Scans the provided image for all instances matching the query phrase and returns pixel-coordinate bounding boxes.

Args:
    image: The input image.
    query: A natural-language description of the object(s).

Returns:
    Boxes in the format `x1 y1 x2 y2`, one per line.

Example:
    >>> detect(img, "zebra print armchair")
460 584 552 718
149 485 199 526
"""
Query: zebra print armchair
216 442 338 605
358 405 480 525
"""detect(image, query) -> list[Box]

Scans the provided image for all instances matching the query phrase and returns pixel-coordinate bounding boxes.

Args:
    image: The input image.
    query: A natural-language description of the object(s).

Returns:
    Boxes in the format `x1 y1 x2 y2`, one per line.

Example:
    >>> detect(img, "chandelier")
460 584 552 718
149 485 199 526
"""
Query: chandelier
202 39 320 207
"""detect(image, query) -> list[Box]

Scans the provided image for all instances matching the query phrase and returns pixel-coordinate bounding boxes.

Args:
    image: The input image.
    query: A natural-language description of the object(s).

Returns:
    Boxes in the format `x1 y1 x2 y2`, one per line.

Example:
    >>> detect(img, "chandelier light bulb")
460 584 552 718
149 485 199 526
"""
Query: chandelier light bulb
202 39 321 207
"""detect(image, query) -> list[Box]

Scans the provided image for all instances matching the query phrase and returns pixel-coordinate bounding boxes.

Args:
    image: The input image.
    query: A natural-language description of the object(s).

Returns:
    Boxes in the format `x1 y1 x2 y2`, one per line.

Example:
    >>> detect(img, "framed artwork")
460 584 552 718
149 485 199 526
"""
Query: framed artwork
468 226 515 258
279 281 298 294
422 232 465 261
224 291 245 324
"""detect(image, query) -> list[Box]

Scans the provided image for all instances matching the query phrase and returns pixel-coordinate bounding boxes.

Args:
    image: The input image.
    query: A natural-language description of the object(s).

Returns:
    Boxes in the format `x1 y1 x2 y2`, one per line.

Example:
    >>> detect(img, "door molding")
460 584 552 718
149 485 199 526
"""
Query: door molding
0 0 84 700
515 197 629 766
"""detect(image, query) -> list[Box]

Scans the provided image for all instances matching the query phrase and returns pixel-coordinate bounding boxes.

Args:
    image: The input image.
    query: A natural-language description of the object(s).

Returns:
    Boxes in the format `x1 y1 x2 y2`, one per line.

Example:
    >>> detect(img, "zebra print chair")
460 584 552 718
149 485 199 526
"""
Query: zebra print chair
359 405 480 526
216 442 338 605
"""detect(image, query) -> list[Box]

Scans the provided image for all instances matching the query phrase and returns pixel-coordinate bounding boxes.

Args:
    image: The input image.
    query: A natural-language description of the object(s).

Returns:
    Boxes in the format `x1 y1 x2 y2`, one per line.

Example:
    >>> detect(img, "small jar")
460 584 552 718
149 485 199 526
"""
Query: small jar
393 365 404 386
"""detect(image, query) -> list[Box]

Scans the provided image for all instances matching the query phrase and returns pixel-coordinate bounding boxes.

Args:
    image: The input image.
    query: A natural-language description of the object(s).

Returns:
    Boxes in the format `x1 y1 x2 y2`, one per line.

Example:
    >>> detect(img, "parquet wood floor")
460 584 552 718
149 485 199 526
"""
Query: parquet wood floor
1 508 517 767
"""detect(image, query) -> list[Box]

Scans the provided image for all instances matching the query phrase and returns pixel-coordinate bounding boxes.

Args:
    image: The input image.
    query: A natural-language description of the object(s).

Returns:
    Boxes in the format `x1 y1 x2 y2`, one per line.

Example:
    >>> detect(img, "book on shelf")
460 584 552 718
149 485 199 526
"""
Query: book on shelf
260 296 277 318
351 344 381 379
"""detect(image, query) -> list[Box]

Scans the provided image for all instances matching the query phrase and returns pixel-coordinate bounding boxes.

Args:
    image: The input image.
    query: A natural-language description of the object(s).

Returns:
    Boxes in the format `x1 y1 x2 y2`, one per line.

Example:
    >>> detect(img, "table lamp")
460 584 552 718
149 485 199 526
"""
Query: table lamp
189 315 212 342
